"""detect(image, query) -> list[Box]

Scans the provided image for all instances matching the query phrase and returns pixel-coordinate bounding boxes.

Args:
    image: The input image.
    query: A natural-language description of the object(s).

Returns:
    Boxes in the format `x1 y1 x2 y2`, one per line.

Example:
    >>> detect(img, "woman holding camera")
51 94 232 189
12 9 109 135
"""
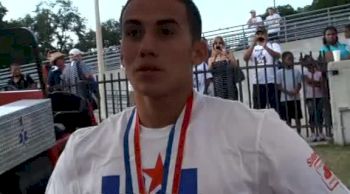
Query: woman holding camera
243 26 282 111
208 36 243 100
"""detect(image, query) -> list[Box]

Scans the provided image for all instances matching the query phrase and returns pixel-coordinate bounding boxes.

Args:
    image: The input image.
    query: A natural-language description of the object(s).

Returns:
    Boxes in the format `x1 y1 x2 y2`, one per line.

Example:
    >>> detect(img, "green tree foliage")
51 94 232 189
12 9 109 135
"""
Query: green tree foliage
35 0 87 53
277 4 298 17
74 19 121 52
0 2 8 28
101 19 121 47
311 0 350 10
75 29 96 52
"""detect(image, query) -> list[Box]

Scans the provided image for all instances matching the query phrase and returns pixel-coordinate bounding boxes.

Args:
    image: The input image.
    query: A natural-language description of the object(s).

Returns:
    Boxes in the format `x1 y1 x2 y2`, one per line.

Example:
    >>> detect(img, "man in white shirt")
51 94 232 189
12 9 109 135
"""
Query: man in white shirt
265 7 282 41
193 62 212 94
46 0 350 193
243 26 282 111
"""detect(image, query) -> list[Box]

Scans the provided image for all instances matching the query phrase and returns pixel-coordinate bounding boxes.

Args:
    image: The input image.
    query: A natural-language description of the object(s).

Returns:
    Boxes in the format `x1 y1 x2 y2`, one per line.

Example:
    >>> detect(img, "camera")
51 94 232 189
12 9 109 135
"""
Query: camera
257 37 265 42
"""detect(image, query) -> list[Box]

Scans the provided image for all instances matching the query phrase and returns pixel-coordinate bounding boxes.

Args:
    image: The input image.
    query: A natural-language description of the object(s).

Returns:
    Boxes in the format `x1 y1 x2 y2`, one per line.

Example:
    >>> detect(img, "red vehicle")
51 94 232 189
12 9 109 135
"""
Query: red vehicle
0 28 96 194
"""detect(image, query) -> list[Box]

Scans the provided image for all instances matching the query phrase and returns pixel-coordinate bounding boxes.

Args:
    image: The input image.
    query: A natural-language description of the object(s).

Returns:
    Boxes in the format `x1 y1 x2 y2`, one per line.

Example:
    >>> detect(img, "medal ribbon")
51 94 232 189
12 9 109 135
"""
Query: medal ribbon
124 94 194 194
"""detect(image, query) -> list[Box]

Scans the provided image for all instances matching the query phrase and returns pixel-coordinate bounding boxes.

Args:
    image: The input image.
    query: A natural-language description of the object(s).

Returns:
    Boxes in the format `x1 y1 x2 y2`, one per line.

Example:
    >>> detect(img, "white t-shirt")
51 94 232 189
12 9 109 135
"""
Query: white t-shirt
46 92 349 194
304 70 324 99
277 68 302 102
193 62 212 94
250 42 282 84
265 13 281 34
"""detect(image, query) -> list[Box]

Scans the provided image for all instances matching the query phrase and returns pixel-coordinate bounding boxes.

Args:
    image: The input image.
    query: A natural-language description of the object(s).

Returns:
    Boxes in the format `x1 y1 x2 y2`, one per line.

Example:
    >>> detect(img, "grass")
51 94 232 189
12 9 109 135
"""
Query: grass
313 145 350 188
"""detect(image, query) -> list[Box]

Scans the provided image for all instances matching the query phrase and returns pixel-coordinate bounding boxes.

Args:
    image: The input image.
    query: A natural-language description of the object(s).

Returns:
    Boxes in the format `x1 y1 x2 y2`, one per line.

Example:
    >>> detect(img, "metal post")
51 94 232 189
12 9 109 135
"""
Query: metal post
95 0 107 120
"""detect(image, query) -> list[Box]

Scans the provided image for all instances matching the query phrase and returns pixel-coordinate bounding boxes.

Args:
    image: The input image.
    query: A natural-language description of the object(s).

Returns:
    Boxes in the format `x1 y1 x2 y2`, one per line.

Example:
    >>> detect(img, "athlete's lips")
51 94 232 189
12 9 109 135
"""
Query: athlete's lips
135 64 162 72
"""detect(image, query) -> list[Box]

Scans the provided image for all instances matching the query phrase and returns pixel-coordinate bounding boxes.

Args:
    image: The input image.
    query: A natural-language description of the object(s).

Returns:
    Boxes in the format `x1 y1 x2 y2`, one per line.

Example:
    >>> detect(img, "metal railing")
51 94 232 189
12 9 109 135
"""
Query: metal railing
84 52 331 142
203 3 350 50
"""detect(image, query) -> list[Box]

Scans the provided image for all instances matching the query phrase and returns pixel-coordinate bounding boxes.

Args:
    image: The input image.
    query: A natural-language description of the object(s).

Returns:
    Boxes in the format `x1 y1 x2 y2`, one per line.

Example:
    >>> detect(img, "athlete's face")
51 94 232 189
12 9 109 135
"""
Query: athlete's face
121 0 206 98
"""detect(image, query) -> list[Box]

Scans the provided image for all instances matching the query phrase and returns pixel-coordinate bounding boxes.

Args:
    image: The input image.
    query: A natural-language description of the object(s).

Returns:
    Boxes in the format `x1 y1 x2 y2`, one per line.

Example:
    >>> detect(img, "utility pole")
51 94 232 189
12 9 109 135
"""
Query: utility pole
94 0 106 120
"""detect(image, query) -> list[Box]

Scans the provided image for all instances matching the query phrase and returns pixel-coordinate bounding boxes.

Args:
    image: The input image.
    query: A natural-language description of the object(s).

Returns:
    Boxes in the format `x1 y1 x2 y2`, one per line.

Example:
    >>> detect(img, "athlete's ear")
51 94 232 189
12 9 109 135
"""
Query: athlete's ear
191 40 208 66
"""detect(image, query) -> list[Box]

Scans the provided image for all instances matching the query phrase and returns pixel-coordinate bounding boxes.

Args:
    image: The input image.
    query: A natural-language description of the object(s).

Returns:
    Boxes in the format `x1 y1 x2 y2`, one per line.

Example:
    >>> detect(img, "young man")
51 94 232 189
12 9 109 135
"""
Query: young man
46 0 350 193
276 52 303 134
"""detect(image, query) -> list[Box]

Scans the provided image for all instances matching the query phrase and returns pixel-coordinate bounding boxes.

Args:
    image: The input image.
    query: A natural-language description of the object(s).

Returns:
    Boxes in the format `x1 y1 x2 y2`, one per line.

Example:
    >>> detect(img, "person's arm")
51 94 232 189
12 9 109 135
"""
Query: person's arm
208 57 215 69
277 71 292 95
263 42 281 59
26 74 37 89
292 83 302 96
227 51 237 66
277 83 292 96
208 48 220 69
304 72 322 88
247 18 252 28
320 46 334 63
45 134 81 194
243 38 257 62
258 110 350 193
292 71 302 95
80 62 94 80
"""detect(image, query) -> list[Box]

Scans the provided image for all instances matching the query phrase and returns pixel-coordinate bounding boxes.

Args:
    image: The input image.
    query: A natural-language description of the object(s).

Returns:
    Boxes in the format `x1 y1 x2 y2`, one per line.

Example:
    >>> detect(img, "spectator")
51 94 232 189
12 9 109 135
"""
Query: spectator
302 55 326 142
63 48 98 108
277 51 302 134
243 26 281 110
43 50 57 91
345 24 350 49
208 36 243 100
7 63 36 91
46 0 350 193
320 26 350 62
264 7 281 41
247 9 263 43
47 52 66 92
193 62 212 94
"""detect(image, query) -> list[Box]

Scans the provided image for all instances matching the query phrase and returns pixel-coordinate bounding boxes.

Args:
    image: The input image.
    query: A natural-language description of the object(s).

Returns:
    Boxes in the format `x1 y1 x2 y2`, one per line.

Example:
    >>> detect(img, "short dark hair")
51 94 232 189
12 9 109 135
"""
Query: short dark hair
282 51 294 60
119 0 202 42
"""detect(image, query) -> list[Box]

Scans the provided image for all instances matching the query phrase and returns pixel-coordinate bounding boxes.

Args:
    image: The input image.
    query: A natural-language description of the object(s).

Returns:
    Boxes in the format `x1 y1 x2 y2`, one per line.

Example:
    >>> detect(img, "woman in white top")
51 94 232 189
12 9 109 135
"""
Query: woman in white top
265 7 281 41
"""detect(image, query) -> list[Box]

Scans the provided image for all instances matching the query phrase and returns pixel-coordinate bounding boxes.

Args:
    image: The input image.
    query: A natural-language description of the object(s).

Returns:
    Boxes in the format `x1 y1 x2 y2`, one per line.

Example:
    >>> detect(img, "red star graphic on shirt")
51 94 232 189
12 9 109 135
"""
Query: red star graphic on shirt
143 154 164 193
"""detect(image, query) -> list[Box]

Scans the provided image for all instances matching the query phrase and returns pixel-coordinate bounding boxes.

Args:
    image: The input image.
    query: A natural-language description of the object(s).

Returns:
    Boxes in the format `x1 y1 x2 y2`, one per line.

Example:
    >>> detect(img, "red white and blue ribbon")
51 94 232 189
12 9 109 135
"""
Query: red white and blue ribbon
123 94 194 194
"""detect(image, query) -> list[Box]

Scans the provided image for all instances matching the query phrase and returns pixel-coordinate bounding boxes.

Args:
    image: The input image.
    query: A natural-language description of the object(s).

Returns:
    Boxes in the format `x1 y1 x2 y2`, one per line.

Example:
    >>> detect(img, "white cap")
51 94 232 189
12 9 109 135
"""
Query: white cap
69 48 83 56
250 9 256 13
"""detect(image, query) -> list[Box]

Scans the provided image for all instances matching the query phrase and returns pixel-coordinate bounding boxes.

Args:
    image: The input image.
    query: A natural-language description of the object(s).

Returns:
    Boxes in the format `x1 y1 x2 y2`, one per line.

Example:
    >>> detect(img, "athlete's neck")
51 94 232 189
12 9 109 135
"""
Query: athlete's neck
135 88 193 129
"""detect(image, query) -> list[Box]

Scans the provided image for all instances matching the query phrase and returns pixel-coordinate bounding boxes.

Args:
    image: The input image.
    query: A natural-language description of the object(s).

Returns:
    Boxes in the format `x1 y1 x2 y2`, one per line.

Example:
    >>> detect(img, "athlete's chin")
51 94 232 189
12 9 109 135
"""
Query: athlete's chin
134 85 171 98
